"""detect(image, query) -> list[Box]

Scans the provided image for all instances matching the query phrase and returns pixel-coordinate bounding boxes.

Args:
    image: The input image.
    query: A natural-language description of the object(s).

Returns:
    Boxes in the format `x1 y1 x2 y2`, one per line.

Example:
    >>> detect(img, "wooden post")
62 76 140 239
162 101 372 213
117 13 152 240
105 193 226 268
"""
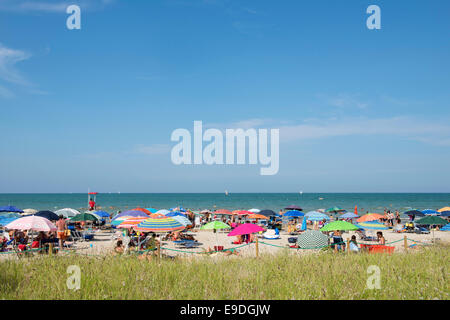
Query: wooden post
49 243 53 256
346 239 349 253
404 235 407 251
157 242 161 261
255 236 259 258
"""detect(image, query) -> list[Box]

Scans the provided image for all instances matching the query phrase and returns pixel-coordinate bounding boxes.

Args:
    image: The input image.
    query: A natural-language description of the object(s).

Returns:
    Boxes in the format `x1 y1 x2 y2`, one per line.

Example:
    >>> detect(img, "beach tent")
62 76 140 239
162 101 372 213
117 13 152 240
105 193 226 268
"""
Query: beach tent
297 230 328 249
5 216 56 232
320 221 359 232
0 206 23 213
55 208 81 218
34 210 59 221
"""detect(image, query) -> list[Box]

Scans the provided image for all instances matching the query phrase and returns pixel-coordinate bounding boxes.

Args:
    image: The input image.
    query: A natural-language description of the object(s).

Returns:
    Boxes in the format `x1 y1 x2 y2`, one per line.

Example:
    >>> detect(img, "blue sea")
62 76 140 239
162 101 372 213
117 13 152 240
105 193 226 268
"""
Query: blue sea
0 193 449 214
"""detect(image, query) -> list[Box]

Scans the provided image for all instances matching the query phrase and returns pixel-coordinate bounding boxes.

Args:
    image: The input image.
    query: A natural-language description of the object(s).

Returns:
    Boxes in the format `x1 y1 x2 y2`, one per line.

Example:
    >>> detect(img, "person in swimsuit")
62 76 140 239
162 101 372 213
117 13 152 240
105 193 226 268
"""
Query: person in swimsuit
56 215 67 249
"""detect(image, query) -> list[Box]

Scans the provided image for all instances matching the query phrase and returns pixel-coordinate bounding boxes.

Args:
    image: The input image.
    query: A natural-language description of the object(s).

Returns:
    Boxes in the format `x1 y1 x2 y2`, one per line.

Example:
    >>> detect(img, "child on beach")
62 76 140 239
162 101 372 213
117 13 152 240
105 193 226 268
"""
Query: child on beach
377 231 386 245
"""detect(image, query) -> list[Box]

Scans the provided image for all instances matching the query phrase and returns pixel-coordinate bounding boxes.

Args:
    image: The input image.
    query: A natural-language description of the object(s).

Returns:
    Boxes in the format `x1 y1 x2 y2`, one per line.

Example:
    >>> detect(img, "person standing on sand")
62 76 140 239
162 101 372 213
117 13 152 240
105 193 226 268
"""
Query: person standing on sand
56 215 67 249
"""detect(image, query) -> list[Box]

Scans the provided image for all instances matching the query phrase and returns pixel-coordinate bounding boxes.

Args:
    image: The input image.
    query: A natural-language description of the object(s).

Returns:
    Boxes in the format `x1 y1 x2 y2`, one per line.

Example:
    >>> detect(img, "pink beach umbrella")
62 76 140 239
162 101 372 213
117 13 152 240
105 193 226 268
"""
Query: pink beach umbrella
227 223 264 236
5 215 57 232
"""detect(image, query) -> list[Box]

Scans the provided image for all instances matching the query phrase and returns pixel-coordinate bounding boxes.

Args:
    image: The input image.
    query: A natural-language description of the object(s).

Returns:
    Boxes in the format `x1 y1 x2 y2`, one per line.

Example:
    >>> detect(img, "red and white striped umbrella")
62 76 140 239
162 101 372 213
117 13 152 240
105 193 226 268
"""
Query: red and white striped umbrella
117 217 148 229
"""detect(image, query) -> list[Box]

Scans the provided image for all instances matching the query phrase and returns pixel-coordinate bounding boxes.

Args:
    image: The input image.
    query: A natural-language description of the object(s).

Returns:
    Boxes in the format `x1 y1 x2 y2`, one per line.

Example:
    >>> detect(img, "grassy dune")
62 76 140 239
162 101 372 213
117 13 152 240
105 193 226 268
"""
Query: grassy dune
1 246 448 300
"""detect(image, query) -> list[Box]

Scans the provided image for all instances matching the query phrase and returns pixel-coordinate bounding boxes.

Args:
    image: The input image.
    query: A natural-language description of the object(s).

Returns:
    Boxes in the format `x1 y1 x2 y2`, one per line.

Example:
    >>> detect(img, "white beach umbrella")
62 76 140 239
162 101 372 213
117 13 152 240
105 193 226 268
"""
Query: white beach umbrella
248 208 261 213
21 209 37 216
55 208 80 218
156 209 171 215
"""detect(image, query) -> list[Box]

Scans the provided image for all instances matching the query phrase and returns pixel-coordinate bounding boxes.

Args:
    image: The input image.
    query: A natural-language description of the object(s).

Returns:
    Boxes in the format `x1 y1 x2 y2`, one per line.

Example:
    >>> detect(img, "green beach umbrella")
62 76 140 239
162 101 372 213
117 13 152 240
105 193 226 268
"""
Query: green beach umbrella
71 212 98 222
201 221 231 248
415 216 447 225
325 206 346 219
320 221 358 232
201 221 231 230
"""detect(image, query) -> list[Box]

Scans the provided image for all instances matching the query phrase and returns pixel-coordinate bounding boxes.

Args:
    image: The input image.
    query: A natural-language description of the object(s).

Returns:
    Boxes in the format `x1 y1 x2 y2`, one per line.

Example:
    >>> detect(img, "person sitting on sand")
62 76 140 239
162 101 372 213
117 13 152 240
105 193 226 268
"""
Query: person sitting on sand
332 231 345 252
113 240 124 255
349 235 359 252
377 231 386 245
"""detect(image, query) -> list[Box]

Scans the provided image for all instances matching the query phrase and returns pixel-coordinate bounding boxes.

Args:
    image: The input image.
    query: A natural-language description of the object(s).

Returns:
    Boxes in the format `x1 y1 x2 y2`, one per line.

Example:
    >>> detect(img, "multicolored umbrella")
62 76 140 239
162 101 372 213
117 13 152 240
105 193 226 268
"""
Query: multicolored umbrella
214 209 232 215
356 213 383 223
355 221 388 230
111 215 133 226
297 230 328 249
171 215 192 227
156 209 170 215
232 210 252 216
227 223 264 236
135 216 185 233
113 210 149 221
149 213 167 218
320 221 358 232
201 221 231 230
133 208 151 214
146 208 158 213
165 211 186 218
437 207 450 213
5 216 56 232
117 217 148 229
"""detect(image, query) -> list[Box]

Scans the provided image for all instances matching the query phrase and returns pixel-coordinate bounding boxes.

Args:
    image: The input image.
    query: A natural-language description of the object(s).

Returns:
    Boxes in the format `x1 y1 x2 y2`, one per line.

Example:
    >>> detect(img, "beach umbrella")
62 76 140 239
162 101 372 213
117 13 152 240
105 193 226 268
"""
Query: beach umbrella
34 210 59 221
304 211 322 217
133 208 151 214
306 212 330 221
320 221 358 232
5 216 56 232
340 212 359 219
227 223 264 236
200 209 212 214
439 211 450 217
441 223 450 231
71 212 98 222
437 207 450 213
111 215 134 226
247 214 268 220
326 206 346 214
259 209 278 217
156 209 170 215
357 213 383 223
135 216 185 233
404 210 424 217
94 210 111 218
214 209 232 215
232 210 252 216
355 221 389 230
422 209 439 216
146 208 158 213
165 211 186 218
171 215 192 227
297 230 328 249
149 213 167 218
21 209 37 216
55 208 81 218
284 210 305 218
0 206 23 213
248 208 261 213
284 205 303 211
416 216 448 226
113 210 149 221
201 221 231 230
117 217 148 229
300 217 307 231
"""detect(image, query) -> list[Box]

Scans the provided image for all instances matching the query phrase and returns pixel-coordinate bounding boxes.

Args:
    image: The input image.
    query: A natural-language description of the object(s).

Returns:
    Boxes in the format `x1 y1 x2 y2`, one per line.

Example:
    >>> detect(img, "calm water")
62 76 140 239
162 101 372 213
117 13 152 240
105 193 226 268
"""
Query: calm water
0 193 449 214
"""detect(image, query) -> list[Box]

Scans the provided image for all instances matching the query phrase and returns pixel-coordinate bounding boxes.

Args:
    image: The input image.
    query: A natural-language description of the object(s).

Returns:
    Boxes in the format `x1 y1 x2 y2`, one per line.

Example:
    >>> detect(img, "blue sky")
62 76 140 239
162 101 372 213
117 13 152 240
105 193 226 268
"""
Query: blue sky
1 0 449 193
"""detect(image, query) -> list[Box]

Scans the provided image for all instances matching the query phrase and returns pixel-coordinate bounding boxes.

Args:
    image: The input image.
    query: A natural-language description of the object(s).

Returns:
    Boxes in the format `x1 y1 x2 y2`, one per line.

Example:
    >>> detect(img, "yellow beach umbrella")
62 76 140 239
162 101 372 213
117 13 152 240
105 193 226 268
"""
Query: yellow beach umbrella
438 207 450 212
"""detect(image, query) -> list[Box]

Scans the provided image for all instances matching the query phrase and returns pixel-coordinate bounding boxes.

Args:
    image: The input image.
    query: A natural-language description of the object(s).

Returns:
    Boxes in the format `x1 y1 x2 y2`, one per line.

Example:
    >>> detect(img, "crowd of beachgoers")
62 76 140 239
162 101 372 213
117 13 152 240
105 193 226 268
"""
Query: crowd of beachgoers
1 204 449 259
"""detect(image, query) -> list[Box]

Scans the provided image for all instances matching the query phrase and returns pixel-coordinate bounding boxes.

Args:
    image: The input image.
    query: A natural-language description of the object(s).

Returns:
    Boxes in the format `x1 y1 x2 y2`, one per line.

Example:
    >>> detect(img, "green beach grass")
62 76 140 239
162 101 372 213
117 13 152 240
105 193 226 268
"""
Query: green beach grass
1 246 448 300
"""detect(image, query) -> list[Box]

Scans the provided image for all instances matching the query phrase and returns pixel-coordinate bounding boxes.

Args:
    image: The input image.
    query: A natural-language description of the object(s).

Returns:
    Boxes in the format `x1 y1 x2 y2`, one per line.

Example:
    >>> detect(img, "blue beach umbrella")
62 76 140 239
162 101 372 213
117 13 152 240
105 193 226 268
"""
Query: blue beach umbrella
441 223 450 231
300 217 307 231
34 210 59 221
171 215 192 226
166 211 186 218
439 211 450 217
340 212 359 219
306 212 330 221
284 210 305 218
0 206 24 213
422 209 439 215
94 211 110 218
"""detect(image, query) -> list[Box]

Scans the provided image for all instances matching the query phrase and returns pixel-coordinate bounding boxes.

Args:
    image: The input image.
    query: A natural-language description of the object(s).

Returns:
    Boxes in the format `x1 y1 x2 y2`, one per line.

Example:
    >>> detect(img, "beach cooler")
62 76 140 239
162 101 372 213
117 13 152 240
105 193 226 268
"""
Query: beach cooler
214 246 224 251
361 244 395 254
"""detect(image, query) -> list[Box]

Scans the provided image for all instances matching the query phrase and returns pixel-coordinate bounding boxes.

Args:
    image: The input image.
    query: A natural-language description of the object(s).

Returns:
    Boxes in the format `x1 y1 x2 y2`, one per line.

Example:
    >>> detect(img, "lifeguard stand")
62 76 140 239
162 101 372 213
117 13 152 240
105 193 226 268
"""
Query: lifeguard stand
88 190 98 210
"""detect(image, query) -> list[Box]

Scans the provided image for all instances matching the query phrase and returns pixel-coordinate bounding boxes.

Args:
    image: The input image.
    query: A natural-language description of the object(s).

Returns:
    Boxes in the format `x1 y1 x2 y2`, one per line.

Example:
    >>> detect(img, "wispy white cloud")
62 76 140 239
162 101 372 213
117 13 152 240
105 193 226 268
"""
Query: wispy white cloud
134 144 172 155
0 43 31 86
